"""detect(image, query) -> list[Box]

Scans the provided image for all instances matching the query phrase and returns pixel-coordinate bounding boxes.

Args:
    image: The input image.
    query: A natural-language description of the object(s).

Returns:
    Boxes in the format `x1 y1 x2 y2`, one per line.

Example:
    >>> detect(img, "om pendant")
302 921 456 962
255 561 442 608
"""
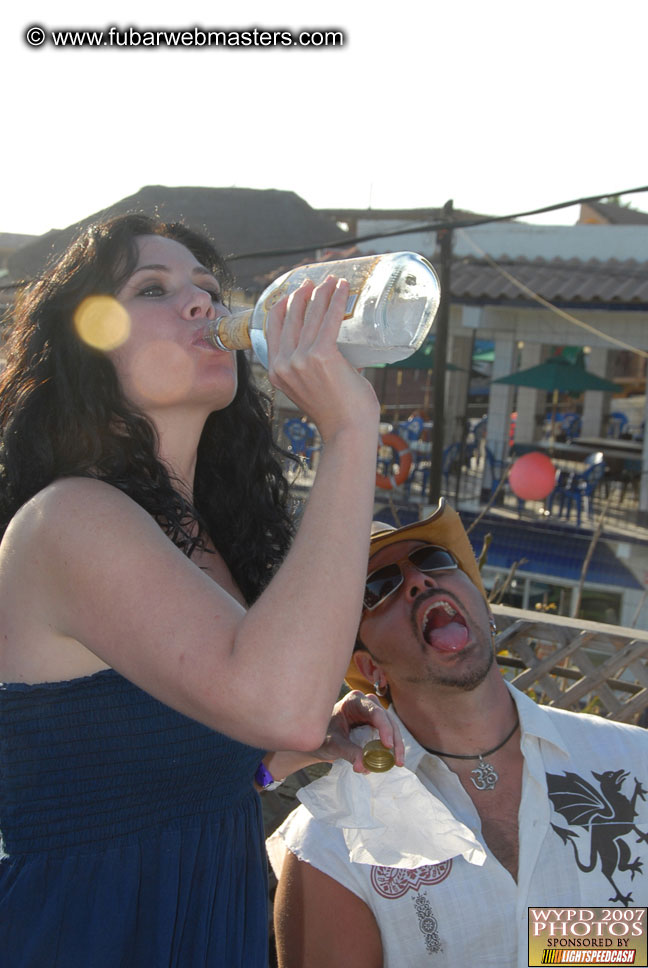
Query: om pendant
470 756 498 791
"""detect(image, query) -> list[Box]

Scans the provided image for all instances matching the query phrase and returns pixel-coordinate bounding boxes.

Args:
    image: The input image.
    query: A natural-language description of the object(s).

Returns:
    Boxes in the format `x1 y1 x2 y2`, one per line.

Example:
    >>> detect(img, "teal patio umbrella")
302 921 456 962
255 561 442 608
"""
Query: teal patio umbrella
492 350 620 440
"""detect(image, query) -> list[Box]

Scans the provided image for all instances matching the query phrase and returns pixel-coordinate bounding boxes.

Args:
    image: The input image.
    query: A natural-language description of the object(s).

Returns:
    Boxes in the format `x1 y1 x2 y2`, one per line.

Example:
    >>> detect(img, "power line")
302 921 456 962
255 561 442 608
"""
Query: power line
225 184 648 263
2 184 648 293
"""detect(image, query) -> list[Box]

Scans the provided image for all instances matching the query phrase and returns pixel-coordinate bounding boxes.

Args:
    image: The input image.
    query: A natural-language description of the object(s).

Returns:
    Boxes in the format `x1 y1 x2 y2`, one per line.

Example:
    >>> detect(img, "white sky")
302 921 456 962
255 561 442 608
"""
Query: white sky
3 0 648 236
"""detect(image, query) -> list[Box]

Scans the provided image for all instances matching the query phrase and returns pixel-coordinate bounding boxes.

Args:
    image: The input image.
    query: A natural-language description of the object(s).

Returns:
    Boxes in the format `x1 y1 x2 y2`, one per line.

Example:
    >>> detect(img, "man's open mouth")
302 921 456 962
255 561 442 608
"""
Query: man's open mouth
421 599 470 653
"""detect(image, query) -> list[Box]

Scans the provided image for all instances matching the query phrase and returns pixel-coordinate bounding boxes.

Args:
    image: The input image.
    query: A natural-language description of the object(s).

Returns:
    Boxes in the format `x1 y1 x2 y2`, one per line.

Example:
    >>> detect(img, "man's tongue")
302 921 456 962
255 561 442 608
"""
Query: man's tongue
428 622 469 653
424 604 469 653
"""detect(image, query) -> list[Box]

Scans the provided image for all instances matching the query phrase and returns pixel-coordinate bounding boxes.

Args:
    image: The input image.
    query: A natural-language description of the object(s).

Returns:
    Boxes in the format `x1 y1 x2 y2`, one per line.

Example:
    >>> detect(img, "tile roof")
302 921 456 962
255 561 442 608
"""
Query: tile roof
449 256 648 306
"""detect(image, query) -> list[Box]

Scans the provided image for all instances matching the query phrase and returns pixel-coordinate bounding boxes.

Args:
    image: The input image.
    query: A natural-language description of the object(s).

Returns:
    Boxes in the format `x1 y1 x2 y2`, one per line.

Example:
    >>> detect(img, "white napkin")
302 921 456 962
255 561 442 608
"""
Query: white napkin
298 753 487 870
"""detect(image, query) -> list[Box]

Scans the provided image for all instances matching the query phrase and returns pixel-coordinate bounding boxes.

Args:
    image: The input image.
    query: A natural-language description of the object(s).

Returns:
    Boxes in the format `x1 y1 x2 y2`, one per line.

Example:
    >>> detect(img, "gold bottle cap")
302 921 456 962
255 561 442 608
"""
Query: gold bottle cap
362 739 395 773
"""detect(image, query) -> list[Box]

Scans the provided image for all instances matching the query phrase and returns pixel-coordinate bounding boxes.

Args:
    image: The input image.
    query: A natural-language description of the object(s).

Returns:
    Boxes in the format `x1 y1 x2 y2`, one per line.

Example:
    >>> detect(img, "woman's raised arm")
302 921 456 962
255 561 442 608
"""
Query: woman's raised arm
0 276 380 753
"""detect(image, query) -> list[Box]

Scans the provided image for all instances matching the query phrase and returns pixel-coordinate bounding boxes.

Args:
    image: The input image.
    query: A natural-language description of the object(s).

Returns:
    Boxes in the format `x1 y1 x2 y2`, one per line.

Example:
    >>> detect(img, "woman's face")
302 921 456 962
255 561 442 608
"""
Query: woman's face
108 234 238 414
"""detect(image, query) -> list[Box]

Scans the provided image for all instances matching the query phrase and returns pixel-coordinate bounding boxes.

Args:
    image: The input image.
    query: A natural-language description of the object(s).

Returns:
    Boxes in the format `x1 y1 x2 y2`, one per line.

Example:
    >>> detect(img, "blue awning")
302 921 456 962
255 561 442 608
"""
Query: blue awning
373 506 643 591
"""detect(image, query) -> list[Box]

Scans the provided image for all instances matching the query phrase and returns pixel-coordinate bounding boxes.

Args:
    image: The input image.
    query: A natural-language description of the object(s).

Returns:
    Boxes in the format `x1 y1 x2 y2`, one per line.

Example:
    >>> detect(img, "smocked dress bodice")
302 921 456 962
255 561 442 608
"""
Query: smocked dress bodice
0 668 268 967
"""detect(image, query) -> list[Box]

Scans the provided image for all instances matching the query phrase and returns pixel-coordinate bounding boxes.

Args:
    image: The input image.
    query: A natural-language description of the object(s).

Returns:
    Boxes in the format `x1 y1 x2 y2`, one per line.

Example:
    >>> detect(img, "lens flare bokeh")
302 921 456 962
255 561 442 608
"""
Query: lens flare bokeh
74 295 130 351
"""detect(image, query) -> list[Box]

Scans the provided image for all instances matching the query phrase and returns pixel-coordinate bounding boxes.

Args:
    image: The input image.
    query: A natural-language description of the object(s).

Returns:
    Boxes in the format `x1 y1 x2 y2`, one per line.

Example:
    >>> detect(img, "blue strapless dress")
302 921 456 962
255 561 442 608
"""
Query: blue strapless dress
0 669 268 967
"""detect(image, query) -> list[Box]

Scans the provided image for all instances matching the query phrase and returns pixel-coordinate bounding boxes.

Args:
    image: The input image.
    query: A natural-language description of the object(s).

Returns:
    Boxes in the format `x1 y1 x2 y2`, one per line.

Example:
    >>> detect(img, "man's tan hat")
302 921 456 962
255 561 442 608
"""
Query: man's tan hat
344 498 486 697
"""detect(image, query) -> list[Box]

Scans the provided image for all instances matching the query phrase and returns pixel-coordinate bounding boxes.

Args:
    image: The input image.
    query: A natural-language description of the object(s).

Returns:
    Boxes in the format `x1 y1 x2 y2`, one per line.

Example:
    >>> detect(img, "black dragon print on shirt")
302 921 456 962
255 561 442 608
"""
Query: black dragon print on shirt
546 768 648 906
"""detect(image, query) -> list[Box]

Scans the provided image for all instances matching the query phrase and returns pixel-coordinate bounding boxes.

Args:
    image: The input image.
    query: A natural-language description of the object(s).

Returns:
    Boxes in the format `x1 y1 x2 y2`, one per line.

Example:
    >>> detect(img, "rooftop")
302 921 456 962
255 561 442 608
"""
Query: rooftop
579 199 648 225
450 256 648 307
6 186 348 293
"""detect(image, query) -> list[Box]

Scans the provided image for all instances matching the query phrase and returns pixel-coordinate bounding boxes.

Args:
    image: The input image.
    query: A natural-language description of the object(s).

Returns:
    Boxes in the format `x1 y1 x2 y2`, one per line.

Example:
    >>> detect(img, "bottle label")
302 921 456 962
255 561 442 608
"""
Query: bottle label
264 286 289 311
215 311 253 351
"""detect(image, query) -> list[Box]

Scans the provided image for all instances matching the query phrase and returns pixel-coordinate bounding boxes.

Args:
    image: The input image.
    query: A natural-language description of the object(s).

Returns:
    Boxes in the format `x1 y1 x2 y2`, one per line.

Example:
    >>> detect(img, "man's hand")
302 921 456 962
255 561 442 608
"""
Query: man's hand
312 690 405 773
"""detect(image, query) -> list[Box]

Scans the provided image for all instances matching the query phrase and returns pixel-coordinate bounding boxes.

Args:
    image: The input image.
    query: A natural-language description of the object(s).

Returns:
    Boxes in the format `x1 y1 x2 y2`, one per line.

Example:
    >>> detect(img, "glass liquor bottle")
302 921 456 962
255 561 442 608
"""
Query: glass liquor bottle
203 252 441 368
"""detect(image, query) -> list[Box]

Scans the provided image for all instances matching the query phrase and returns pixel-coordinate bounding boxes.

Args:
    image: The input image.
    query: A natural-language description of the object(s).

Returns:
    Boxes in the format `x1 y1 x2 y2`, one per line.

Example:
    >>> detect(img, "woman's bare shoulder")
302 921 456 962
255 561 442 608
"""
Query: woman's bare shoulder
17 476 138 514
0 480 147 682
5 477 155 546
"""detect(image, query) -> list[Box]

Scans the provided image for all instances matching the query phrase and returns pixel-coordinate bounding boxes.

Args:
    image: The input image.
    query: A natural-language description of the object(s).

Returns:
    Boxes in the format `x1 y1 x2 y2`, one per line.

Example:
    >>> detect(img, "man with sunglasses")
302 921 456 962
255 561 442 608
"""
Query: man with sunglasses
268 498 648 968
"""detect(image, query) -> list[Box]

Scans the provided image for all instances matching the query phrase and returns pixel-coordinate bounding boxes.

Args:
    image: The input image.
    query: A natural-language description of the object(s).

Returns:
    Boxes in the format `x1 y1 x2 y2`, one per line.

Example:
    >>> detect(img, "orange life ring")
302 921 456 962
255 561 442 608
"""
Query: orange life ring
376 433 412 490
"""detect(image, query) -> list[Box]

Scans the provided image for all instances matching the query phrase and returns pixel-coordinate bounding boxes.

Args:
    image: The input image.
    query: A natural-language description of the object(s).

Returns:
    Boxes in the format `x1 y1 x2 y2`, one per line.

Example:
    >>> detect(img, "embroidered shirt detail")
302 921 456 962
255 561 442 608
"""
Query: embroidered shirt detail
371 861 452 899
413 893 442 955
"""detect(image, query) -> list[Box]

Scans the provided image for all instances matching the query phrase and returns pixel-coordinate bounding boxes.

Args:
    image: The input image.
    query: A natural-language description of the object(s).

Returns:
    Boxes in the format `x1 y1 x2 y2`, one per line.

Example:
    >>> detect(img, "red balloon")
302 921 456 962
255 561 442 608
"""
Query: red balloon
509 452 556 501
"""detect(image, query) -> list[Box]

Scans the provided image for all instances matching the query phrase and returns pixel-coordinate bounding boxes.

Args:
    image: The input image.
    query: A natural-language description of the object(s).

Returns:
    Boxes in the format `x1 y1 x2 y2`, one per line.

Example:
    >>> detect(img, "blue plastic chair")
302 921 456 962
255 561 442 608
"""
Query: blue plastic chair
559 413 582 442
548 452 606 526
404 457 431 498
396 415 425 443
404 441 462 501
282 418 320 467
607 411 629 439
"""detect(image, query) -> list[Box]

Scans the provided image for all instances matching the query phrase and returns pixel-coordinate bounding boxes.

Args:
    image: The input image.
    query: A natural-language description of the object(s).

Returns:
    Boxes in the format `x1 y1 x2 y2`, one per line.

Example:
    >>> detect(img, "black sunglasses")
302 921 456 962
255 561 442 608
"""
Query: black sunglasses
363 544 459 611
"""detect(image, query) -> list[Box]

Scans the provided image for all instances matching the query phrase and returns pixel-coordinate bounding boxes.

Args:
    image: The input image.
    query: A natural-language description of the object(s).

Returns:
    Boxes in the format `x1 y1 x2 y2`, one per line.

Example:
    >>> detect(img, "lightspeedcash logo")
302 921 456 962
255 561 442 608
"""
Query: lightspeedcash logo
528 909 647 967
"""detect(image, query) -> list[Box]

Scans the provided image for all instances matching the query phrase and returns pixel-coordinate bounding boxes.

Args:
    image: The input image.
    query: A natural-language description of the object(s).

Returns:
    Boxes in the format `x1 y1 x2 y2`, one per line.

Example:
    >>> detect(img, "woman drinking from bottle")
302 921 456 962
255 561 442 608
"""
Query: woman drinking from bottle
0 214 387 967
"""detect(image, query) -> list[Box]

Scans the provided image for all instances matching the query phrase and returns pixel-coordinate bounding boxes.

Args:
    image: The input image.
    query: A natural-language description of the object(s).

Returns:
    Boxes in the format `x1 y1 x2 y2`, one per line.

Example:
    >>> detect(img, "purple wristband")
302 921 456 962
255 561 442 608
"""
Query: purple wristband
255 762 280 790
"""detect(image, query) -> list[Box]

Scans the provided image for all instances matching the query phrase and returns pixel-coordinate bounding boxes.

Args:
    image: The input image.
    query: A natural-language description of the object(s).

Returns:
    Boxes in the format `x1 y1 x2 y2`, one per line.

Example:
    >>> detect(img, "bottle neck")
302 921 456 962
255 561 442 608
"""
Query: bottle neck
205 309 253 352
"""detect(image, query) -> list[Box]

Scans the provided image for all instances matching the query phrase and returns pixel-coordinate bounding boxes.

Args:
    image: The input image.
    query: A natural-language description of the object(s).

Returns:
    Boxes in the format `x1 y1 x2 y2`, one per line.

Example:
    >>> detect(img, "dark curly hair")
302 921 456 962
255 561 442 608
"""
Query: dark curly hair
0 213 296 604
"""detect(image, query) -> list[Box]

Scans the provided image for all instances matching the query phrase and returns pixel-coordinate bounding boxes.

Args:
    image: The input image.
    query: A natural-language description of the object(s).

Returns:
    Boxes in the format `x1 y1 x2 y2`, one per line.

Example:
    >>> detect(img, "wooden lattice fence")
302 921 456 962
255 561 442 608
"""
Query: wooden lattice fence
492 604 648 725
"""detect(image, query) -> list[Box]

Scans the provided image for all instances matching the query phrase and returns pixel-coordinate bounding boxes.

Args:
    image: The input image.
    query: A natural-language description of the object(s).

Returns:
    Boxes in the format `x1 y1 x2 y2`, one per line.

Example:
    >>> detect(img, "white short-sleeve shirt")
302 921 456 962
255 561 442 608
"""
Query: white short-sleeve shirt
267 685 648 968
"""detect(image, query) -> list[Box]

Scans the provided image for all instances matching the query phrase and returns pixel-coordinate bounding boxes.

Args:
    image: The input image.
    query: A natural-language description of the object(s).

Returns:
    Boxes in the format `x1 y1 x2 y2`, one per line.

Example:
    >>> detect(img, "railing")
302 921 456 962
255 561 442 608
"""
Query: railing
402 447 640 530
493 605 648 724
